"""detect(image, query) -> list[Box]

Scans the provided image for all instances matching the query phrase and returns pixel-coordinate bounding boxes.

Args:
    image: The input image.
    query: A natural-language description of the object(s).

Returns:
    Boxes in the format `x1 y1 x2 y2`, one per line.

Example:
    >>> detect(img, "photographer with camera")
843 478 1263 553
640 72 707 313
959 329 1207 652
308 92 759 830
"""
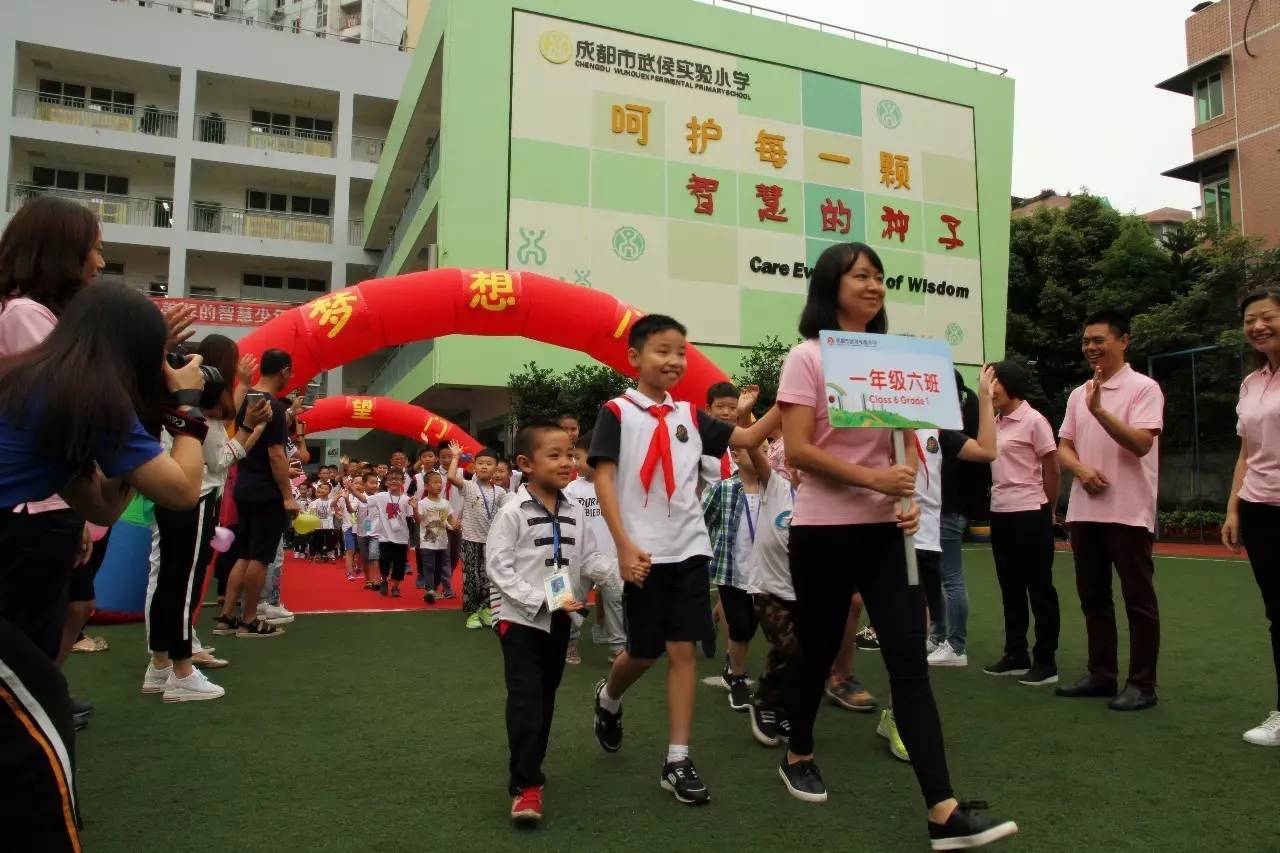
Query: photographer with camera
143 334 273 701
0 282 208 848
214 348 299 639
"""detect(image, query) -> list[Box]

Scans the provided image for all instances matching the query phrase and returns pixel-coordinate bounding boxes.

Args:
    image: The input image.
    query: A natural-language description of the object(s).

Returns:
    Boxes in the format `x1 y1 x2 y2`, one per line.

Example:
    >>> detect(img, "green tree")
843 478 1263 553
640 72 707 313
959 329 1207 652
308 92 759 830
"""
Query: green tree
732 334 794 413
507 361 631 432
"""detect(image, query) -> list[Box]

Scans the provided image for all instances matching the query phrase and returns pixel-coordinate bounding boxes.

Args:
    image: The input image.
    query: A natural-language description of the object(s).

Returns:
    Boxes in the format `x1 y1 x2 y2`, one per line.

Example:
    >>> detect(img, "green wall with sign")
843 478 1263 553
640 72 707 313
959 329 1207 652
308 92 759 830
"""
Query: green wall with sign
376 0 1013 398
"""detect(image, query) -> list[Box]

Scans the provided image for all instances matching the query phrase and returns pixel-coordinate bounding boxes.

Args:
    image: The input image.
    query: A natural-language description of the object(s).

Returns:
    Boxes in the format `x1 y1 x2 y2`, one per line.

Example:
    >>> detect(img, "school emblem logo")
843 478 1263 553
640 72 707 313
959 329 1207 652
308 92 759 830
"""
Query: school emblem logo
538 30 573 64
926 436 940 454
774 510 792 530
674 425 689 443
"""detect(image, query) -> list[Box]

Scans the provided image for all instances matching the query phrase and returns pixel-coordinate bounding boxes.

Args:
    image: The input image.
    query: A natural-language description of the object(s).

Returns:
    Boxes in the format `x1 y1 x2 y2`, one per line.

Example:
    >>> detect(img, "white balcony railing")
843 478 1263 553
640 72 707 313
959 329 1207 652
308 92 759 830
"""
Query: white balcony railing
194 114 336 158
350 135 385 163
375 135 440 277
348 219 365 246
190 202 332 244
12 88 180 137
9 183 174 228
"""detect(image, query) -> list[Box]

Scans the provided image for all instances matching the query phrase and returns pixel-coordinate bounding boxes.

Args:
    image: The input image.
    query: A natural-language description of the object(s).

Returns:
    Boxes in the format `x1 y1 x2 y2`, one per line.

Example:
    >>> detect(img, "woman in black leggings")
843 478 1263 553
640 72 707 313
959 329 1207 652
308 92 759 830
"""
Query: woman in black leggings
774 242 1017 850
1223 285 1280 747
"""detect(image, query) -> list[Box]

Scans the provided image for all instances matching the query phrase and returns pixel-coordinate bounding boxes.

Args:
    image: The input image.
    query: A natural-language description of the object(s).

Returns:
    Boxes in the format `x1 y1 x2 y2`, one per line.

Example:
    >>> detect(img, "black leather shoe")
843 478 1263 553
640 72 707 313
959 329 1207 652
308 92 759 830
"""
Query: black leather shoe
1054 675 1118 698
1108 684 1158 711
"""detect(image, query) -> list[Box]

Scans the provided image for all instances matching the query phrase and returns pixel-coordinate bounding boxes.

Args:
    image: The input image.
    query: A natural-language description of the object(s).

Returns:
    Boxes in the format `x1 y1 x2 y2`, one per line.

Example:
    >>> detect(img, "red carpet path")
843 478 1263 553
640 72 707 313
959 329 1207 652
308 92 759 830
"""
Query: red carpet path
279 552 465 614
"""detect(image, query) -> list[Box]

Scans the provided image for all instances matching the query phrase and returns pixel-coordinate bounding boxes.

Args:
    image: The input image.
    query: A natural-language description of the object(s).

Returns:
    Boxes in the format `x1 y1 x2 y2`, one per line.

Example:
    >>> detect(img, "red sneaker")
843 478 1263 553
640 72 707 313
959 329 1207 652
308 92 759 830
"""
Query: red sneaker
511 786 543 822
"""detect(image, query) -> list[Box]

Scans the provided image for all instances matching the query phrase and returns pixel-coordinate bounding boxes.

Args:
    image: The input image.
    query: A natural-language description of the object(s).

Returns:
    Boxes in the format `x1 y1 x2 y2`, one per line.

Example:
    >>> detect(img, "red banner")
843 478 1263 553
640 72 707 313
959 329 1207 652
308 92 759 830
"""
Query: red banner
149 296 292 327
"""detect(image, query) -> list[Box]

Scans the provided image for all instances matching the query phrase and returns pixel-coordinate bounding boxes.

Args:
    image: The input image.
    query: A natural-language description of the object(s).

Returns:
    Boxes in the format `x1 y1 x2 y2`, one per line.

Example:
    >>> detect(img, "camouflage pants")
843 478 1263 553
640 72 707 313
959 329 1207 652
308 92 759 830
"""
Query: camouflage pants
461 539 489 614
753 593 800 713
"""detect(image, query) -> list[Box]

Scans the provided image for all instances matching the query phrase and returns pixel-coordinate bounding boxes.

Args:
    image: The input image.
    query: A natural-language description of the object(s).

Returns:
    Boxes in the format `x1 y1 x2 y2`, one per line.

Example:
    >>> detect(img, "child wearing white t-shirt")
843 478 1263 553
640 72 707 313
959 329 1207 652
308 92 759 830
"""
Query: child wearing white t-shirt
309 482 338 562
447 442 507 629
368 470 412 597
416 470 457 603
563 445 624 663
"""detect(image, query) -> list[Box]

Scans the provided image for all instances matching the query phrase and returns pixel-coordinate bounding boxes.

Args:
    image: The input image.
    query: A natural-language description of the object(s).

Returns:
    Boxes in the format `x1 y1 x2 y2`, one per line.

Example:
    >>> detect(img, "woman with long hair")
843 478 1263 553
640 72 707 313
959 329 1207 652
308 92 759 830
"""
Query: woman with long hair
143 334 271 701
1223 285 1280 746
773 242 1017 849
0 196 106 730
0 282 207 849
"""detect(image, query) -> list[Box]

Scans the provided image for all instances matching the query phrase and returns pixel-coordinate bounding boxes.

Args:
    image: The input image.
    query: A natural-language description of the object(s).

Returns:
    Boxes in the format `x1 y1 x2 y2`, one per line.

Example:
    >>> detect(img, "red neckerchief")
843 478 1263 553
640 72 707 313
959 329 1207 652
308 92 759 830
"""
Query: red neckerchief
720 453 731 480
622 392 676 504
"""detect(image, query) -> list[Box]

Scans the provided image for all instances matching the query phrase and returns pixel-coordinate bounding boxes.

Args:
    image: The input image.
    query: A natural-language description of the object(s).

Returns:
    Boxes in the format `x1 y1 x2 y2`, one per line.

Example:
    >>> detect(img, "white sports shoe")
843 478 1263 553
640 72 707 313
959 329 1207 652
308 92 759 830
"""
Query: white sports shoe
257 603 295 625
142 662 173 694
162 668 225 703
1243 711 1280 746
927 641 968 668
925 637 940 655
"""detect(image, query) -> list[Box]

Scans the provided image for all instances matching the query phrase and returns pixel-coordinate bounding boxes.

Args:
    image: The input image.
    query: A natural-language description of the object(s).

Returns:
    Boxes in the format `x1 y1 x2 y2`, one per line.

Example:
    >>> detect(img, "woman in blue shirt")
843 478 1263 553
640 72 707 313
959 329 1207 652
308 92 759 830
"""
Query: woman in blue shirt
0 282 207 851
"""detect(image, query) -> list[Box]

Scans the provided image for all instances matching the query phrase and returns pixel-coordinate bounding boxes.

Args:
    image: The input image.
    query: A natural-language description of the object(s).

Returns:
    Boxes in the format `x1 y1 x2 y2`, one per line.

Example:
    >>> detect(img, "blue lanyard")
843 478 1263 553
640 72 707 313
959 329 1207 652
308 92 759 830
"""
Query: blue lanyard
740 490 761 543
527 492 563 568
479 483 496 519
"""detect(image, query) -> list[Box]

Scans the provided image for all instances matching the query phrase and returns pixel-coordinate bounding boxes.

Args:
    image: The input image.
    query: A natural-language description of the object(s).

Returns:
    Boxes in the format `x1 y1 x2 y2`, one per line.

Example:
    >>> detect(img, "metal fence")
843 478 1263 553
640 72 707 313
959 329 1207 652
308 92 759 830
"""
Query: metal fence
190 202 332 244
194 114 336 158
111 0 411 50
348 219 365 246
374 136 440 278
9 183 173 228
12 88 179 138
351 135 386 163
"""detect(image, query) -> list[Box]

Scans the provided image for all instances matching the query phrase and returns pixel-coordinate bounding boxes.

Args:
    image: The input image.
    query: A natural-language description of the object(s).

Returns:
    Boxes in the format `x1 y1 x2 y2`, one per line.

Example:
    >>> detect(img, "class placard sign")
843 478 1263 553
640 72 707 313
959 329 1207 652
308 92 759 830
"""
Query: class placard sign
818 330 962 430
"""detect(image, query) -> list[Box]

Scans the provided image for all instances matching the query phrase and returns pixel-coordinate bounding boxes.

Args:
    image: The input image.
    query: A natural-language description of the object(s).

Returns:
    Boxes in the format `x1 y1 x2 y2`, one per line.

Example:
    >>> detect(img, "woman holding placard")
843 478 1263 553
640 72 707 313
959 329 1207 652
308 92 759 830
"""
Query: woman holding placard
774 242 1017 849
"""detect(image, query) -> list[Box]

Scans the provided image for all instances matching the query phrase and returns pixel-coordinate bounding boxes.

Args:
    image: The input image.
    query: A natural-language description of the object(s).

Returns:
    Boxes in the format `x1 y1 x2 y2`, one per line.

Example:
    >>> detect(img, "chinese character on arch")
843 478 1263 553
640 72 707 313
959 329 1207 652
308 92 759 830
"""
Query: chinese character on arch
468 271 517 312
351 398 375 420
307 291 357 339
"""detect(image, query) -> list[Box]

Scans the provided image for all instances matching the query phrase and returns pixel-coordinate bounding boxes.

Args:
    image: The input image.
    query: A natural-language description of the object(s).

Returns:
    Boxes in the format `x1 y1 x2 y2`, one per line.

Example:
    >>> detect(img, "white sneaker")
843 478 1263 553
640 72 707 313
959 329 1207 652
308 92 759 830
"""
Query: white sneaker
1243 710 1280 746
927 641 968 667
257 603 295 625
162 668 225 703
925 637 940 655
142 662 173 694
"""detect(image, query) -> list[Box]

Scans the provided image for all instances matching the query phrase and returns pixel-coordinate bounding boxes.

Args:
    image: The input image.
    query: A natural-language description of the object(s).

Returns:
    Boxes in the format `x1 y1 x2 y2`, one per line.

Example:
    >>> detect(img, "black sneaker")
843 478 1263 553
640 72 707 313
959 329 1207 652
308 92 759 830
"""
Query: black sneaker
982 655 1030 677
424 591 436 604
855 626 880 651
777 717 792 742
71 698 93 732
777 756 827 803
593 679 623 753
750 704 780 747
660 758 710 805
379 582 389 597
1018 662 1059 686
928 801 1018 850
725 671 752 712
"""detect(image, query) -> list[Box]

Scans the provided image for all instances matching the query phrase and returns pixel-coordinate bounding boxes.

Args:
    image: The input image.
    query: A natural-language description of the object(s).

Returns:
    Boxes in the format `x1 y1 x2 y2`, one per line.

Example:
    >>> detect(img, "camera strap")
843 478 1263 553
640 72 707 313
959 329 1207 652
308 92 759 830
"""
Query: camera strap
162 407 209 443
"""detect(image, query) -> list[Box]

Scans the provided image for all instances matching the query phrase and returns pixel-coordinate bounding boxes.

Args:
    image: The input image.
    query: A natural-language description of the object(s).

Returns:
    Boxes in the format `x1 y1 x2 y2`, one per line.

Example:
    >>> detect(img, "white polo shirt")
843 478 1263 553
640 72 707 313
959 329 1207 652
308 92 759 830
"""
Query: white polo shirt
589 388 734 564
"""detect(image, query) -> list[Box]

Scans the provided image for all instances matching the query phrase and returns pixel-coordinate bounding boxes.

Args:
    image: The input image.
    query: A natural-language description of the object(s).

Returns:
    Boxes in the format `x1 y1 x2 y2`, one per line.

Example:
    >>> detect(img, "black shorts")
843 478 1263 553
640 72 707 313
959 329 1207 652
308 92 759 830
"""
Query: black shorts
69 527 111 603
234 498 288 564
623 556 713 660
717 584 759 643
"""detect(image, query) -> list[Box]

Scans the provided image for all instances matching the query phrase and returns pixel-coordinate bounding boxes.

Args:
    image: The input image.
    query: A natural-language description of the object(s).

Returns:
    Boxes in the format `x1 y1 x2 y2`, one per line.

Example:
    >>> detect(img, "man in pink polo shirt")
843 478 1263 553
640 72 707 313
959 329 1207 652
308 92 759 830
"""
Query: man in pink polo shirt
1055 310 1164 712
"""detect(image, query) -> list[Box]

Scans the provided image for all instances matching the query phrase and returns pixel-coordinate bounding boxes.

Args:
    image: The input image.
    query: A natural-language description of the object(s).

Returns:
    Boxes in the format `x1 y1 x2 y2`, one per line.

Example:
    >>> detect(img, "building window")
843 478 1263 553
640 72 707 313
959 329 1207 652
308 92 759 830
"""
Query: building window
293 116 334 142
37 79 86 108
83 173 130 195
251 109 292 136
89 86 135 115
290 195 331 217
246 189 289 212
1195 72 1224 124
1202 175 1231 227
315 0 327 32
189 286 218 298
31 166 80 190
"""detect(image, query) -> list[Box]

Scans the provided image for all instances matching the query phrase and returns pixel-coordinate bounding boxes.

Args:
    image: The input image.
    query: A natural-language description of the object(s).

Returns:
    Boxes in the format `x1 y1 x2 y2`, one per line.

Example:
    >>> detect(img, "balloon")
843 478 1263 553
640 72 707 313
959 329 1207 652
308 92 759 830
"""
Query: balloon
292 513 321 535
210 526 236 554
238 269 730 407
298 396 482 455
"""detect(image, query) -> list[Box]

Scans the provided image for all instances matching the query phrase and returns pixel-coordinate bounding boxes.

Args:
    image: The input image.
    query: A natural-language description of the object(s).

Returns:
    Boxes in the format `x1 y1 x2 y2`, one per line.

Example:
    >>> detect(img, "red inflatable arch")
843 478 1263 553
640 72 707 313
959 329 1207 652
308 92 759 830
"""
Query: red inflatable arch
298 395 482 456
237 269 729 405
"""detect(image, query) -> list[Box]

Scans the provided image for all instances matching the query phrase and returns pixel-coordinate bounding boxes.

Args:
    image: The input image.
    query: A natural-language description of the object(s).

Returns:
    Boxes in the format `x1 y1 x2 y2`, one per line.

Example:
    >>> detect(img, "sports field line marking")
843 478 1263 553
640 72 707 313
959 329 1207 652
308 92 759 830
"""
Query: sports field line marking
961 546 1246 564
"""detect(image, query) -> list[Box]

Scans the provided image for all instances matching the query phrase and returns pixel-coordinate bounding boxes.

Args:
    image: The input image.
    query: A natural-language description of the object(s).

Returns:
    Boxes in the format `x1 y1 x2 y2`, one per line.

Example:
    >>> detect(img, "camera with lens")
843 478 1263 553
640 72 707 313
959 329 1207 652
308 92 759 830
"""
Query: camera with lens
166 346 224 410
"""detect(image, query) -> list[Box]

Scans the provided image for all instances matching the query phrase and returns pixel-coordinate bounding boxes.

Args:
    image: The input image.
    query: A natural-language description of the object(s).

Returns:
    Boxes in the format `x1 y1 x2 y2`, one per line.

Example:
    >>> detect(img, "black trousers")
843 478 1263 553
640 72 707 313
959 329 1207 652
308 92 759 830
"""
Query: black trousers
152 491 219 660
919 549 942 631
0 508 82 660
380 543 409 581
789 523 953 807
1239 499 1280 710
1068 522 1159 689
500 613 570 795
991 507 1060 665
718 584 759 644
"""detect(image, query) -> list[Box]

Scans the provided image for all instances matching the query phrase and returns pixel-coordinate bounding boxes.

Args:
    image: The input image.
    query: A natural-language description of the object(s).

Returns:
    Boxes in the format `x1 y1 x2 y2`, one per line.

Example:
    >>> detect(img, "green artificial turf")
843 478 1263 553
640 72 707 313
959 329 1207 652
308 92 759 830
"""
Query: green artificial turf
66 549 1280 853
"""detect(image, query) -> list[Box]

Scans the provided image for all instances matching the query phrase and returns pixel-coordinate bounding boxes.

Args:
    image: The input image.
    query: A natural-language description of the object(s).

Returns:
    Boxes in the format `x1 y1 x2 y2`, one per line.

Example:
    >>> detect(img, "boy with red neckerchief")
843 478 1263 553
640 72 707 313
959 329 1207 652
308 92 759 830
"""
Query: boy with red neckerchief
588 314 775 806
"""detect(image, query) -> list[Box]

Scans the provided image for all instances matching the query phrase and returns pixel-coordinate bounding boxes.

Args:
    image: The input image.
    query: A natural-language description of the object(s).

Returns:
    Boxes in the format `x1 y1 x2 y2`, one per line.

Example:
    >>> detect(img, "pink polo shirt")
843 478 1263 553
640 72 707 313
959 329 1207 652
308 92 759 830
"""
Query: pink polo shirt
1059 364 1164 531
990 401 1056 513
1236 365 1280 505
0 297 70 515
775 339 897 526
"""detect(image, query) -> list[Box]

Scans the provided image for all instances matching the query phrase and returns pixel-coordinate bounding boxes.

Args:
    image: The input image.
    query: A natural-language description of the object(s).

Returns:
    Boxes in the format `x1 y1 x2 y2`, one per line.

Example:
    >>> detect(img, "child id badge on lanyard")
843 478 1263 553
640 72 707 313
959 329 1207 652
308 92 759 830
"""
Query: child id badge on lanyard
531 493 573 611
740 490 761 543
479 484 497 520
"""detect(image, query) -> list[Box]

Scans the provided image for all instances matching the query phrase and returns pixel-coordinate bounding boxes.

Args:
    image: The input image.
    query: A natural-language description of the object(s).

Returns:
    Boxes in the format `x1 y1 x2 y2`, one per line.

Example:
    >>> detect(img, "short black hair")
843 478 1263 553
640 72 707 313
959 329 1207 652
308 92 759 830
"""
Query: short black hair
514 422 566 462
628 314 686 351
475 447 499 463
990 360 1031 401
1240 285 1280 318
426 469 443 482
1083 310 1130 337
556 412 580 425
436 440 452 453
706 381 739 405
799 242 887 339
260 348 292 376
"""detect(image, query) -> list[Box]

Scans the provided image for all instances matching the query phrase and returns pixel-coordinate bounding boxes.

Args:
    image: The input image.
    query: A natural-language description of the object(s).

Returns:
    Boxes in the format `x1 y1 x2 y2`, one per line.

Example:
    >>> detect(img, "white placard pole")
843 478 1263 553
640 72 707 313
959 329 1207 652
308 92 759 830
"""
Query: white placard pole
892 429 919 586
